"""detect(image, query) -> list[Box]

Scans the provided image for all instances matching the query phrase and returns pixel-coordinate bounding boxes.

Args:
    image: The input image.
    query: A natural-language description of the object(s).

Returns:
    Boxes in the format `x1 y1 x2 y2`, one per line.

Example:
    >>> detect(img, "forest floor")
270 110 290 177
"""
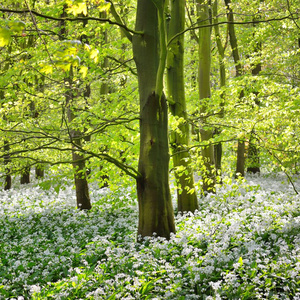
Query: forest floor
1 173 300 299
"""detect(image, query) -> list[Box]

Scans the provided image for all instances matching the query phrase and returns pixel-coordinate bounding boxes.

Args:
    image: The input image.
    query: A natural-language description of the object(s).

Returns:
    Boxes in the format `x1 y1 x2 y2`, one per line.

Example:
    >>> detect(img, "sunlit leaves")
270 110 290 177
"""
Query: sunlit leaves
0 27 11 47
8 20 26 33
66 0 88 16
79 65 88 78
91 0 111 13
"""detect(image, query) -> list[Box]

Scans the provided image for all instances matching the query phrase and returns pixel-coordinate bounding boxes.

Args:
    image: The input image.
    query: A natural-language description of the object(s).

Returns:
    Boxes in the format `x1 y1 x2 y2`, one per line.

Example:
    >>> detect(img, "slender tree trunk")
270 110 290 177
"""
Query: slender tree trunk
133 0 175 239
66 68 91 210
247 16 261 174
60 7 91 209
4 140 12 190
167 0 198 212
225 0 245 177
1 89 12 190
197 0 216 194
212 0 226 174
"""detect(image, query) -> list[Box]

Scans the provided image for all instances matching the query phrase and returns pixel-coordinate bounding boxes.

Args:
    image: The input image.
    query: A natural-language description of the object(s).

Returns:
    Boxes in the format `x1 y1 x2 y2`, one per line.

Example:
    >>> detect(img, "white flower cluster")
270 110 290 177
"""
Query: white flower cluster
0 173 299 299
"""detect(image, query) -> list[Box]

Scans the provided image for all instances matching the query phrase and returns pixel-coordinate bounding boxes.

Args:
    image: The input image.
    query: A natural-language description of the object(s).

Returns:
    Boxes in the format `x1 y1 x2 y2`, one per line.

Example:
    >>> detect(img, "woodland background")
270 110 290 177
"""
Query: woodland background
0 0 300 298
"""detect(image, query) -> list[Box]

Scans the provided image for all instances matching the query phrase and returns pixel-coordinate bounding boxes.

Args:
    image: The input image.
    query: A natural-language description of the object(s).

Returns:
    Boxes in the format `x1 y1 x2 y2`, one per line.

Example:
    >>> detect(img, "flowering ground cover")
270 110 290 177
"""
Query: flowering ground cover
1 174 300 299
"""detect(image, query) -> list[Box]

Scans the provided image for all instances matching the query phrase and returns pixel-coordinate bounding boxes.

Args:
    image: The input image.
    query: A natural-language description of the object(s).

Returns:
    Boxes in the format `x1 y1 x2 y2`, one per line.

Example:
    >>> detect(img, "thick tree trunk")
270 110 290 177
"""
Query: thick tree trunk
198 0 216 194
167 0 198 212
133 0 175 239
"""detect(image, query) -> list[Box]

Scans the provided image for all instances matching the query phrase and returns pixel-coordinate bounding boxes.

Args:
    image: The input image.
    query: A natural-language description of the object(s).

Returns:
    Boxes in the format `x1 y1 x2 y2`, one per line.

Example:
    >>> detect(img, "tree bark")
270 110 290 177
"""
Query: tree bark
225 0 245 177
65 69 91 210
247 16 261 174
35 166 44 178
133 0 175 239
212 0 226 174
20 167 30 184
167 0 198 212
197 0 216 194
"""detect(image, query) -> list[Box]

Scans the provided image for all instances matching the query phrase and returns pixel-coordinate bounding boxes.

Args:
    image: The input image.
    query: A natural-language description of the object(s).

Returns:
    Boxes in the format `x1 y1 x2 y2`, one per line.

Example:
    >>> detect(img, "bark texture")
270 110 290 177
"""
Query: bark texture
133 0 175 239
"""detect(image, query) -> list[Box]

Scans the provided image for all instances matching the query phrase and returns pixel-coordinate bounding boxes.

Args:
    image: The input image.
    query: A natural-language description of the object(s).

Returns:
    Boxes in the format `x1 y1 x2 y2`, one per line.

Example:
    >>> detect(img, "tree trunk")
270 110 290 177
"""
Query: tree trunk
167 0 198 212
247 17 261 174
66 70 91 210
4 140 11 190
20 167 30 184
212 0 226 175
35 166 44 179
225 0 246 178
133 0 175 239
197 0 216 194
60 7 91 210
235 140 245 177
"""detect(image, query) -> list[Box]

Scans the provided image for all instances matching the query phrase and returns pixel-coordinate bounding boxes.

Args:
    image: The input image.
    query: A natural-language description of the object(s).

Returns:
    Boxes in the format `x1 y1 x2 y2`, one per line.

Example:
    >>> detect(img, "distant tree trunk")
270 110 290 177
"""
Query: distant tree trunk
61 7 91 210
4 140 12 190
20 167 30 184
65 67 91 210
35 166 44 178
225 0 245 178
247 16 261 174
167 0 198 212
133 0 176 239
212 0 226 175
197 0 216 193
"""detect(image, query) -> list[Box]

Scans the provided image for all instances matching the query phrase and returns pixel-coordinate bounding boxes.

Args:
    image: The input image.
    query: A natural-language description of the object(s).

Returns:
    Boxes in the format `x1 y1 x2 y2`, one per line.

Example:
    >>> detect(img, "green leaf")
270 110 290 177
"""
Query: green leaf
8 20 26 33
238 256 243 267
0 27 11 46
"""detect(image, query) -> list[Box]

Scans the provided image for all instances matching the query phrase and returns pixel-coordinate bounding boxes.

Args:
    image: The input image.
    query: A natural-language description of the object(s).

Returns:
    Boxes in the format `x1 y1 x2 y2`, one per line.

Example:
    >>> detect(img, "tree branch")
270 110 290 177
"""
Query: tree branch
0 8 143 36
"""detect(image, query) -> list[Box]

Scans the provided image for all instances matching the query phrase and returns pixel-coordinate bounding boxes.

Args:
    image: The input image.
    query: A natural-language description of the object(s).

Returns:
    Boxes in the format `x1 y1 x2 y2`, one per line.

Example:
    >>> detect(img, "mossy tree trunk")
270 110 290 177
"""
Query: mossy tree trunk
197 0 216 194
133 0 175 239
167 0 198 212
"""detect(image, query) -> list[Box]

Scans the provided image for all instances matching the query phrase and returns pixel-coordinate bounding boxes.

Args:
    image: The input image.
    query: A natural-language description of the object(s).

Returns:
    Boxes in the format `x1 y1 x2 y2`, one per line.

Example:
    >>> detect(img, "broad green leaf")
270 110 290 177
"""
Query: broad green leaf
40 64 53 74
90 49 99 63
0 27 11 46
8 20 26 33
